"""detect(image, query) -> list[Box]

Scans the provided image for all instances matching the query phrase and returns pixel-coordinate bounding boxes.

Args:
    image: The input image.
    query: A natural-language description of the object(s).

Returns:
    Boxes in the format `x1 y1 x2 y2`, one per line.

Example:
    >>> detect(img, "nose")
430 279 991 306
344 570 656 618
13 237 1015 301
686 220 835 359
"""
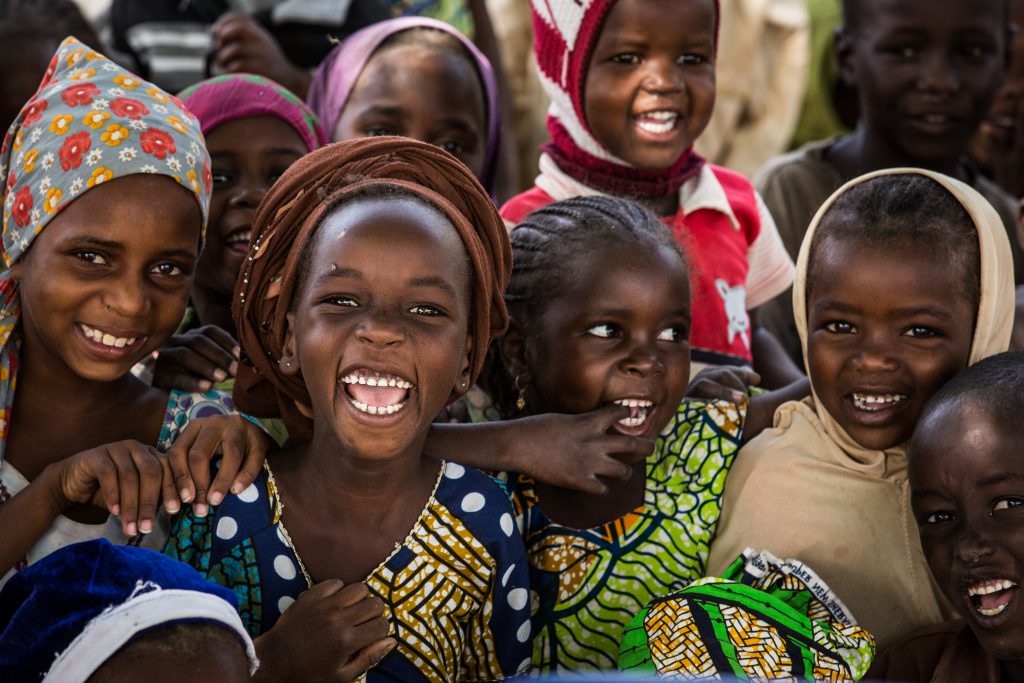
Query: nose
356 309 405 347
851 331 899 373
102 270 150 318
956 526 995 565
917 50 959 95
227 178 264 210
620 337 664 377
641 56 683 95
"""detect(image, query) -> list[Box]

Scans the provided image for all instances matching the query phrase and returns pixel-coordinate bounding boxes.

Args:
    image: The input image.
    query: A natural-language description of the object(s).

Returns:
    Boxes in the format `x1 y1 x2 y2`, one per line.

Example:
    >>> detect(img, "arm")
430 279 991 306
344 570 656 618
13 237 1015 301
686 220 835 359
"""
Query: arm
0 465 70 576
750 315 805 389
744 377 810 444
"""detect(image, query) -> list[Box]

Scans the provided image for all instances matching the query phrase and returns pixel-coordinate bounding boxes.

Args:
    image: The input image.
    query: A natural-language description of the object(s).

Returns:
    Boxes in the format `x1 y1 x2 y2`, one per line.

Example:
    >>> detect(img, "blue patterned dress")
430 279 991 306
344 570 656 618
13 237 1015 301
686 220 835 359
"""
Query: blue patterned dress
510 399 746 672
163 460 532 681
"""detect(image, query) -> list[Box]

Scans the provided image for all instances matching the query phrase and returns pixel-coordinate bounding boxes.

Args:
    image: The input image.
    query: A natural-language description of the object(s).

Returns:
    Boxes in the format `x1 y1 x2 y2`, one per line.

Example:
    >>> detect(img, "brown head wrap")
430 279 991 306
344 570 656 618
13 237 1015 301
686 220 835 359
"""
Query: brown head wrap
232 136 511 442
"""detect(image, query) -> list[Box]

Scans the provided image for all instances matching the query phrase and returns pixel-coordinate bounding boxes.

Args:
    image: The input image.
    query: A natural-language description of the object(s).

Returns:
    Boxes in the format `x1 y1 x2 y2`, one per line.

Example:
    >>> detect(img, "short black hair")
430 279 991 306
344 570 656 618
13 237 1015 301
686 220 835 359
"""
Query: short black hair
488 195 685 417
89 622 249 682
841 0 1011 32
807 174 981 316
915 351 1024 434
0 0 101 47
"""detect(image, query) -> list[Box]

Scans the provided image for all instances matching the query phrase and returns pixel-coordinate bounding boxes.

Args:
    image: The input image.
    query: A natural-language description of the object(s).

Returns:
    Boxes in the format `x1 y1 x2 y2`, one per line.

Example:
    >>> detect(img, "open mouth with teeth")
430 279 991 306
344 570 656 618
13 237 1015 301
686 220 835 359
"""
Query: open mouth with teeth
341 369 413 416
850 393 907 412
965 579 1018 619
78 323 144 353
611 398 655 434
633 110 679 136
224 227 252 255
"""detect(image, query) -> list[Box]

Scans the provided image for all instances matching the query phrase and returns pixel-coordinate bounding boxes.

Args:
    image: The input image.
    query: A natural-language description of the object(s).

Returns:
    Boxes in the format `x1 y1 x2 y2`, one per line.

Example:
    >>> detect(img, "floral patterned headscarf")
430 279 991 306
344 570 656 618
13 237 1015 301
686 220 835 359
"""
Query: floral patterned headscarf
0 36 212 461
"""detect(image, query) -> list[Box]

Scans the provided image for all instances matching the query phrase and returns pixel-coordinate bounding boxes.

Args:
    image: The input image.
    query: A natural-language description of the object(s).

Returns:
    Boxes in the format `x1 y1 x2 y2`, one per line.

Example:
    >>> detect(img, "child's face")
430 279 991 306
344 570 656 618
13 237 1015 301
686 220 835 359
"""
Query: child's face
284 196 472 460
333 44 487 179
520 242 691 439
839 0 1007 167
972 0 1024 166
584 0 716 169
912 403 1024 661
10 174 200 382
806 237 975 450
200 116 307 299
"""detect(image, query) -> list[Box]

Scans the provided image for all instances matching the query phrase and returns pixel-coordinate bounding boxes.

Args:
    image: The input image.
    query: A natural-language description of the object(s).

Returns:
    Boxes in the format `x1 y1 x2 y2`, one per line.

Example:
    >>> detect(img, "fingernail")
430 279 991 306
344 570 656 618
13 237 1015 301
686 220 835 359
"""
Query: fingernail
165 500 180 514
213 369 228 382
231 481 244 494
110 504 120 516
194 503 208 518
229 361 238 376
732 391 745 403
140 520 153 534
126 522 137 536
199 380 213 392
232 345 241 358
209 491 223 506
179 489 193 503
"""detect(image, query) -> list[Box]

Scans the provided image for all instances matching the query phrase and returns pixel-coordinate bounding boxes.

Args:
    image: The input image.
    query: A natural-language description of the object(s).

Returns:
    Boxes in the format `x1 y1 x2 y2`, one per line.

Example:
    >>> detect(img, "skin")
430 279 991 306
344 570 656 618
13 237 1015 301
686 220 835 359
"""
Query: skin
504 239 691 528
806 237 975 451
830 0 1008 179
333 43 488 179
912 403 1024 682
88 633 251 683
196 116 309 333
270 195 473 585
583 0 716 173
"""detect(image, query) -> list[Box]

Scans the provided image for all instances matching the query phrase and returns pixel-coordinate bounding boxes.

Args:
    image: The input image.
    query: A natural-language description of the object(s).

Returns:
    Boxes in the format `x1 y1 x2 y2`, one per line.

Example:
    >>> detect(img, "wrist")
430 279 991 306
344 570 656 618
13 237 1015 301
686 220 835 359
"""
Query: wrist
37 463 73 517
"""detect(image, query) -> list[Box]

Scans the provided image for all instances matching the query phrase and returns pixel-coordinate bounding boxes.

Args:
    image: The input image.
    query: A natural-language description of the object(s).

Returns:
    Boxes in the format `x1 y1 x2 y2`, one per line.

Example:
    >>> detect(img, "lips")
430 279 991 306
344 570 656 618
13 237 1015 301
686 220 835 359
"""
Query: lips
905 109 966 136
963 577 1019 623
611 397 656 436
77 322 148 358
223 226 252 255
341 368 413 416
632 110 680 137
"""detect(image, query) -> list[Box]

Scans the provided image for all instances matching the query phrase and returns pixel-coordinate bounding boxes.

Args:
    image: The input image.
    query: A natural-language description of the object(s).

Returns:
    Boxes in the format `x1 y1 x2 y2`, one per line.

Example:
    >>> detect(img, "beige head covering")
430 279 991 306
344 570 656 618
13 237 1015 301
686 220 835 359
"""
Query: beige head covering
791 167 1015 460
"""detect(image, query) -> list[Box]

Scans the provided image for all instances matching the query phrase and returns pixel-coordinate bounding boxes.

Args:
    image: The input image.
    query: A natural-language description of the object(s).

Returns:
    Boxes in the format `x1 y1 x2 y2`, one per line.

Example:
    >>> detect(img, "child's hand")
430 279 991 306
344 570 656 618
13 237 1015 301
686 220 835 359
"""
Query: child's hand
685 367 760 404
151 325 239 393
253 580 396 683
165 415 270 518
510 406 655 495
51 441 174 537
212 13 312 98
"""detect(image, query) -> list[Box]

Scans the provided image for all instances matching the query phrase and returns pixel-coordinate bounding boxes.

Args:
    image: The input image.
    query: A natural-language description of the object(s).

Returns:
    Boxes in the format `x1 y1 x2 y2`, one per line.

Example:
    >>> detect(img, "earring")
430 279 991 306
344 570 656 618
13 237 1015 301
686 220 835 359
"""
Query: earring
514 374 527 412
105 304 112 312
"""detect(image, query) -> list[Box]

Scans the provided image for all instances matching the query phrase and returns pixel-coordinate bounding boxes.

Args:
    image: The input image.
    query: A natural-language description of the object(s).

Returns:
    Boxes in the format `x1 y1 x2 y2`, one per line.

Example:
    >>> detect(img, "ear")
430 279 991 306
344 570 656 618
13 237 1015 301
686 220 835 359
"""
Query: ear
279 312 301 377
834 25 857 88
453 333 474 398
499 319 531 384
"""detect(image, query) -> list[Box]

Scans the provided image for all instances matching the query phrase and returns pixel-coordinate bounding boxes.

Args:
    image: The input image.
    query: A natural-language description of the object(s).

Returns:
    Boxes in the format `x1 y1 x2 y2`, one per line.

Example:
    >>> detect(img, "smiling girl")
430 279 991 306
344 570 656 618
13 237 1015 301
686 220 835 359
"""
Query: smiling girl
163 137 531 681
707 168 1016 649
501 0 799 387
0 38 265 582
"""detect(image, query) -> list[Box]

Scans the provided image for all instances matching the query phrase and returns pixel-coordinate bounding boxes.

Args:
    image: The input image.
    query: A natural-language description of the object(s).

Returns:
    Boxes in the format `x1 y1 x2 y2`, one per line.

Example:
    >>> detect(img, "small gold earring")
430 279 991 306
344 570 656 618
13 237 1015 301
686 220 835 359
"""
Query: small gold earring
514 374 527 412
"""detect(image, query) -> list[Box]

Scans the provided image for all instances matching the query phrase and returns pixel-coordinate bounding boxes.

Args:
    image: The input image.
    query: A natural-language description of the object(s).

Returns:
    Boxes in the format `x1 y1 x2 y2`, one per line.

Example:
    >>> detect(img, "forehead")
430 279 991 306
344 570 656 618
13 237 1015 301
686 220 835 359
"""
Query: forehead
911 402 1024 486
205 115 308 154
850 0 1006 34
597 0 716 43
352 44 484 112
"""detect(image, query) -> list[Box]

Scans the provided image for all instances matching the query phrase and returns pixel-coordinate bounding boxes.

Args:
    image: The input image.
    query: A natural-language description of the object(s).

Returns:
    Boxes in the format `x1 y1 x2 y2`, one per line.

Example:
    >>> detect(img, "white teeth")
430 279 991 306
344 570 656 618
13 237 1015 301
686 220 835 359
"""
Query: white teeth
979 604 1008 616
636 115 676 135
968 579 1017 596
341 371 412 390
617 412 648 427
80 324 137 349
852 393 907 411
613 399 654 408
349 398 407 416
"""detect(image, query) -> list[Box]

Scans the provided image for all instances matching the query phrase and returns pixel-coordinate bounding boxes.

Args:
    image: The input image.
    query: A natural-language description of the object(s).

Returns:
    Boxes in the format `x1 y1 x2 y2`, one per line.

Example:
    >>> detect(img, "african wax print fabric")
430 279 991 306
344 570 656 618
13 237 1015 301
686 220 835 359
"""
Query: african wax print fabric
0 37 211 463
618 549 876 680
0 390 236 587
179 73 328 153
510 398 745 672
164 460 532 681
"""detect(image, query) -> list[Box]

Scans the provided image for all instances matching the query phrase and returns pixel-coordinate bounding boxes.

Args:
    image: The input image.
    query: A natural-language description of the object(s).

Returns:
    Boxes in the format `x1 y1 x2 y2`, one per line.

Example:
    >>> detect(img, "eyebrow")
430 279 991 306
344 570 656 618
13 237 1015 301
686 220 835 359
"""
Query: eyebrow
588 308 691 322
57 236 195 260
813 300 954 321
976 473 1024 487
316 269 459 298
210 148 305 160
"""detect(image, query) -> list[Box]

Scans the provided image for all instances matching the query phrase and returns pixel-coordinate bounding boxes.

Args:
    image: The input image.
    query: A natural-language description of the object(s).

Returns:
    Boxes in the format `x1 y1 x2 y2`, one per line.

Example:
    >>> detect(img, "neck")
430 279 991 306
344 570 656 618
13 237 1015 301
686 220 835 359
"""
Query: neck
831 125 965 180
190 283 236 335
1002 660 1024 683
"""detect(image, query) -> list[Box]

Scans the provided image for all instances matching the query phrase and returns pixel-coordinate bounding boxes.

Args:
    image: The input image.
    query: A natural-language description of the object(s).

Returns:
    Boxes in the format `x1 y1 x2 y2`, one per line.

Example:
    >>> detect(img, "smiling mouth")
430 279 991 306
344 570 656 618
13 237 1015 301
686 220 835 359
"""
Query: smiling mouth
851 392 908 412
341 369 413 416
966 579 1018 618
224 228 252 254
612 398 654 430
78 323 141 349
634 110 679 135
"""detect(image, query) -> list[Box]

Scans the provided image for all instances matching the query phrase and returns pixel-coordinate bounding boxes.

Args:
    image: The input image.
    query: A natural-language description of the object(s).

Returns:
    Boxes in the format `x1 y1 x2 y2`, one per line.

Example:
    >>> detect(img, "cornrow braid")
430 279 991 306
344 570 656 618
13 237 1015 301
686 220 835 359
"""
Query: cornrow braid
488 195 685 417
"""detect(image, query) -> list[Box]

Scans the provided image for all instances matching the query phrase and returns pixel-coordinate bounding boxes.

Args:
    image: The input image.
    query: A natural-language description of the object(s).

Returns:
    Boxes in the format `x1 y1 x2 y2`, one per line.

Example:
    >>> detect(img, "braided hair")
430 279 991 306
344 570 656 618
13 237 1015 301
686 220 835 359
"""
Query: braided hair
488 195 686 417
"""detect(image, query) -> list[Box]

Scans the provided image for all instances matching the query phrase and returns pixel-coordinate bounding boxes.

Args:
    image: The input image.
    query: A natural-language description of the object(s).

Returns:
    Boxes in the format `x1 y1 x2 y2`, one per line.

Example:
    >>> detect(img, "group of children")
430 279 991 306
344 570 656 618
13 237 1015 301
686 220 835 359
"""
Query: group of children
1 0 1024 680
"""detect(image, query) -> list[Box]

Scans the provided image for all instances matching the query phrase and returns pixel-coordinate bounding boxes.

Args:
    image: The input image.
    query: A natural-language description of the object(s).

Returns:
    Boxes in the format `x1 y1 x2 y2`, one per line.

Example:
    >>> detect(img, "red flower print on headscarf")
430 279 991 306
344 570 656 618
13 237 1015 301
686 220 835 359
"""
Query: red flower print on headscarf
110 97 149 120
22 99 48 126
59 131 91 171
140 128 175 160
11 187 32 227
60 82 100 107
202 159 212 191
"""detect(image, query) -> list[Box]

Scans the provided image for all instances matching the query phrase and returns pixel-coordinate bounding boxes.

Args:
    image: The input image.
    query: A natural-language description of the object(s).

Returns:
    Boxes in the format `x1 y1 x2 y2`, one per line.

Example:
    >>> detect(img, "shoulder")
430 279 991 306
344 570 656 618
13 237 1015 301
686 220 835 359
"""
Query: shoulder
662 398 747 444
867 620 968 682
972 171 1017 216
435 462 519 547
754 139 836 188
499 186 555 224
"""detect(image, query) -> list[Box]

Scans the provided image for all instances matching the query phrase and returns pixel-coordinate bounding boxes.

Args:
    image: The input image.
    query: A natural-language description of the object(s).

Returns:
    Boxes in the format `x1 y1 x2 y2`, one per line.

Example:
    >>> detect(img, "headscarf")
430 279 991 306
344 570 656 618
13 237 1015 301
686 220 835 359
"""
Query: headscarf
306 17 502 197
0 37 211 462
179 73 328 152
0 539 257 682
789 168 1015 463
232 136 511 442
530 0 719 199
619 548 876 680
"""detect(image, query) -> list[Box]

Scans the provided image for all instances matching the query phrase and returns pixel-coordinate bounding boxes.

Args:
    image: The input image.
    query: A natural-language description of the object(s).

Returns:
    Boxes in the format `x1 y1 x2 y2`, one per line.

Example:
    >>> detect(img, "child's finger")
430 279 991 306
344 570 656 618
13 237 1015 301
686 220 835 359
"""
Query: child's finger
186 429 222 517
165 429 198 505
588 454 633 482
158 454 181 515
339 638 397 681
331 581 371 608
179 333 237 375
231 424 269 495
601 434 656 463
156 369 213 393
207 425 247 507
88 452 122 517
109 447 141 537
130 446 164 535
687 377 747 404
590 403 633 430
162 344 233 383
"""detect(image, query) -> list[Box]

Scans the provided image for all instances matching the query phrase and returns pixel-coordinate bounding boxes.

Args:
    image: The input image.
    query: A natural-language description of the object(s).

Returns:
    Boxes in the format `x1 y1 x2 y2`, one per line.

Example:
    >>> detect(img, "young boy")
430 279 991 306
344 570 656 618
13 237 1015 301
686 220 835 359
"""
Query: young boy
869 352 1024 681
755 0 1022 365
